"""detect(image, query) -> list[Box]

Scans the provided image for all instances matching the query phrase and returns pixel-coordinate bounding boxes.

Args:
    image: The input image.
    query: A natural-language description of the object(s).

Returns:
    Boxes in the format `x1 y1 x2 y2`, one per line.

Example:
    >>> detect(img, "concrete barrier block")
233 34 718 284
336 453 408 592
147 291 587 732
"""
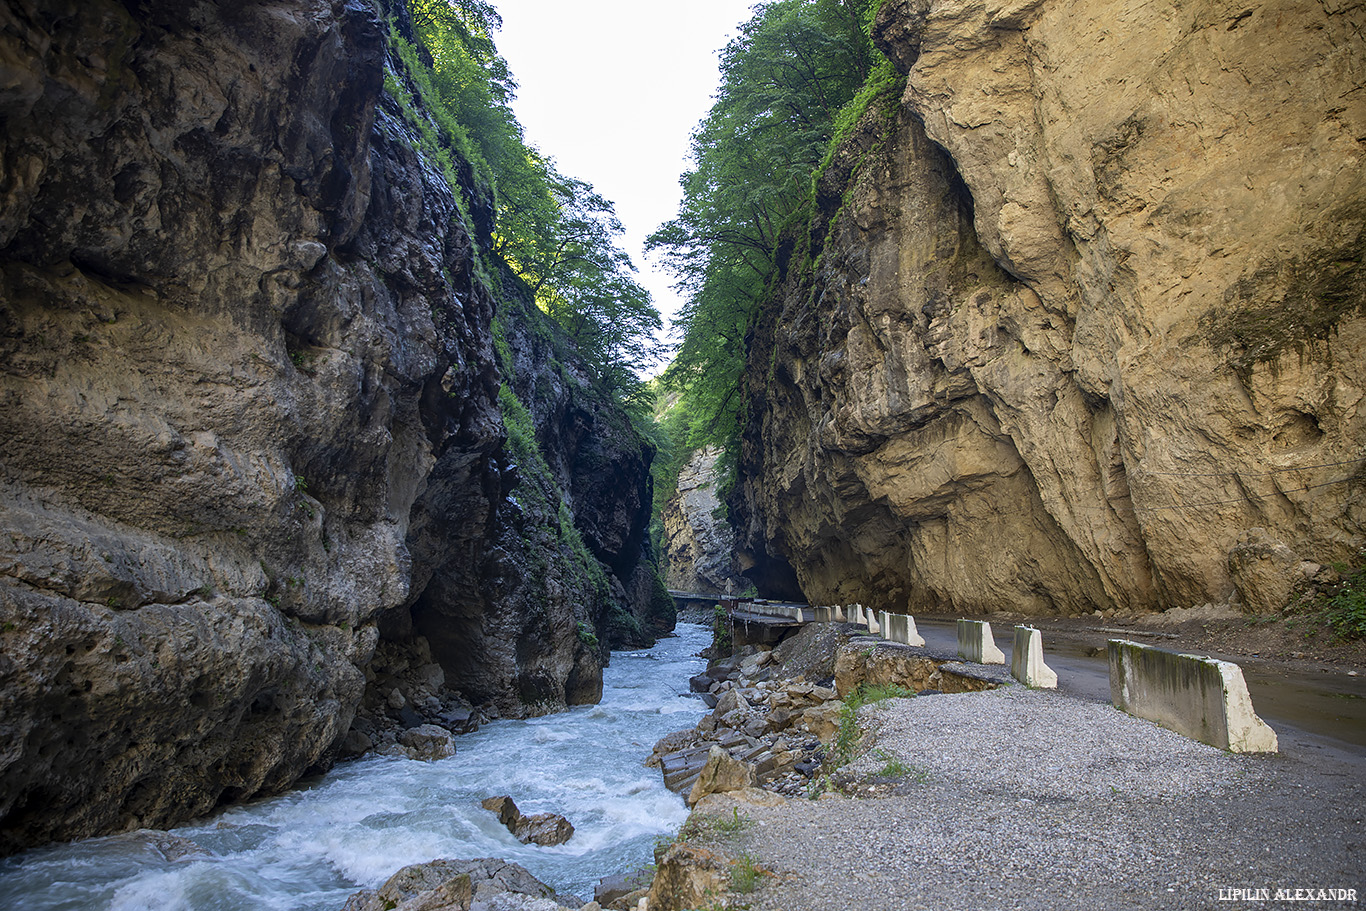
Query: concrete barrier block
880 612 925 647
956 620 1005 664
866 608 880 636
1107 639 1278 753
1010 626 1057 688
813 606 832 623
833 605 846 623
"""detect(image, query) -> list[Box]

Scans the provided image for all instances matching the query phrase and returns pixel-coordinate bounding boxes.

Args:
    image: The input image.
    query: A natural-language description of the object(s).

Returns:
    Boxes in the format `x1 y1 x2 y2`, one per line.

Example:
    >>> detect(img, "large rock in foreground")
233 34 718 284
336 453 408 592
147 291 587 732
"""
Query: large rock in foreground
342 857 584 911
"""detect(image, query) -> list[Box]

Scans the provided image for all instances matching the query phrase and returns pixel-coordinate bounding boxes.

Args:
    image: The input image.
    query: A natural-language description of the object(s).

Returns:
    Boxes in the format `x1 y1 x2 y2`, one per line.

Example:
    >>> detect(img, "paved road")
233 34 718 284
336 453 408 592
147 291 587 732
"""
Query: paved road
913 618 1366 749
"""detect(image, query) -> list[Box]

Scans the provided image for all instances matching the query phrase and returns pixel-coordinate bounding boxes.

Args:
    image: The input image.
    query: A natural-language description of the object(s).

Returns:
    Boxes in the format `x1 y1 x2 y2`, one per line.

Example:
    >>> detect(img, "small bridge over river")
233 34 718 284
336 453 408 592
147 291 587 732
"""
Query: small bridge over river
668 591 822 647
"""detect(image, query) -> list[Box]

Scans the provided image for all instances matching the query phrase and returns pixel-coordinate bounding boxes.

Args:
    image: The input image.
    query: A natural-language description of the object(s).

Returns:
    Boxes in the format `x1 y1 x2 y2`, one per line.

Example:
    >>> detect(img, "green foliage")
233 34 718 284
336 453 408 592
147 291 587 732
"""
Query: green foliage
712 603 733 654
576 620 599 650
830 683 912 770
498 383 547 480
678 806 750 842
845 682 912 710
876 751 910 778
648 0 885 474
558 500 611 602
387 1 662 405
1325 566 1366 639
832 701 861 768
731 853 763 893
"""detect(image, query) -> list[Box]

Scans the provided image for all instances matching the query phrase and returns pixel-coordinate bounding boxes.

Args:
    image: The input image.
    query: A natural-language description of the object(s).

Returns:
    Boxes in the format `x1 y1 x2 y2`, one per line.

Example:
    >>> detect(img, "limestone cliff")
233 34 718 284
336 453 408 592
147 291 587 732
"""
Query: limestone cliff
734 0 1366 616
663 447 745 594
0 0 663 853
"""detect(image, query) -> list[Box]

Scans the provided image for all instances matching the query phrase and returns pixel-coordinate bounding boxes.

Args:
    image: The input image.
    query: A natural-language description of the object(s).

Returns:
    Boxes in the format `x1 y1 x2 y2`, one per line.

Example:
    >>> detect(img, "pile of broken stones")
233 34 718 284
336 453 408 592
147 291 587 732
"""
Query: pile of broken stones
650 652 841 800
340 637 487 762
649 621 1000 803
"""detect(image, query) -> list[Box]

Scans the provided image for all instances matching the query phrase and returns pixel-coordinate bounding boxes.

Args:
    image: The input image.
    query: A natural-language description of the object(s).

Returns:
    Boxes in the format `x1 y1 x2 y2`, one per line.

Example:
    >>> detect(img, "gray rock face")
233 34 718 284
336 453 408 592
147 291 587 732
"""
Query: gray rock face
733 0 1366 617
663 447 745 594
0 0 659 853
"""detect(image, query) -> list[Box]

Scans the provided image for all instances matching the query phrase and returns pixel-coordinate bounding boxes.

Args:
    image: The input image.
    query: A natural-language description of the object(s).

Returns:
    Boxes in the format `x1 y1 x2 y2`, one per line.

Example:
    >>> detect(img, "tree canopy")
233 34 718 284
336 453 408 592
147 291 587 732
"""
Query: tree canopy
397 0 661 403
647 0 884 458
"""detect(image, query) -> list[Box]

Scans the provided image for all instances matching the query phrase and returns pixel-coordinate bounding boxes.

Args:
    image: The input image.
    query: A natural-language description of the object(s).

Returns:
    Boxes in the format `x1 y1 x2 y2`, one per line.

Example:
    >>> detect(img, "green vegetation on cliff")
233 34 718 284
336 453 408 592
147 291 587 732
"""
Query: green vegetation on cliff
648 0 895 468
388 0 660 406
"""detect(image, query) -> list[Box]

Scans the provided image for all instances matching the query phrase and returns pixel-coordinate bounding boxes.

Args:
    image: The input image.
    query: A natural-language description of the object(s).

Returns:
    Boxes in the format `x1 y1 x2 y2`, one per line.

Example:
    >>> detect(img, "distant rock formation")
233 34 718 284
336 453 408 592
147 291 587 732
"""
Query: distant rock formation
733 0 1365 616
663 447 746 594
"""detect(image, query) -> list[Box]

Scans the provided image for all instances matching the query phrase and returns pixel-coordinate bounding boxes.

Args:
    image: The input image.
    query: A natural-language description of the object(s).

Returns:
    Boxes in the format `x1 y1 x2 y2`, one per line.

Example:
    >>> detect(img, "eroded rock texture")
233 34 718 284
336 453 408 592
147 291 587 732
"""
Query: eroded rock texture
734 0 1366 616
0 0 661 852
663 447 745 594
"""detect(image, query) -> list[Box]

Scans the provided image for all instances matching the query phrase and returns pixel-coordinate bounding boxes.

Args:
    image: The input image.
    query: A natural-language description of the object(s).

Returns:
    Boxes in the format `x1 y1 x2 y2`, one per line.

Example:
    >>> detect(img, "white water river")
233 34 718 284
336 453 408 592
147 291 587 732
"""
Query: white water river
0 623 711 911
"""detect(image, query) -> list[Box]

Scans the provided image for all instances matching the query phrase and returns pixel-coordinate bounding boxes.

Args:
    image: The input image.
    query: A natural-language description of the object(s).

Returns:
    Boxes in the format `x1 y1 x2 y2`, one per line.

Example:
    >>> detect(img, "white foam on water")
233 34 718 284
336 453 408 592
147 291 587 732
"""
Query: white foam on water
0 623 711 911
108 869 194 911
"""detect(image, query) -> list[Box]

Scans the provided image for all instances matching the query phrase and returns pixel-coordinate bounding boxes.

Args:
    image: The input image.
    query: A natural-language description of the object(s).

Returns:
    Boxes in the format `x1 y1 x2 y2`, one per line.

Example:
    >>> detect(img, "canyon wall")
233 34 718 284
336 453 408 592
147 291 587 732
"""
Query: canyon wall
734 0 1366 616
0 0 663 853
662 447 746 594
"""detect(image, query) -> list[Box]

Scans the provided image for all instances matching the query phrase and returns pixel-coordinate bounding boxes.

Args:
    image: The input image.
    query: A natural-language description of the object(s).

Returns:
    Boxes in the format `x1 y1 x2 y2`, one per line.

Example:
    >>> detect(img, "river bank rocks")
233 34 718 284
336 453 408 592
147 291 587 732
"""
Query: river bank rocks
341 857 592 911
649 622 1004 802
636 685 1366 911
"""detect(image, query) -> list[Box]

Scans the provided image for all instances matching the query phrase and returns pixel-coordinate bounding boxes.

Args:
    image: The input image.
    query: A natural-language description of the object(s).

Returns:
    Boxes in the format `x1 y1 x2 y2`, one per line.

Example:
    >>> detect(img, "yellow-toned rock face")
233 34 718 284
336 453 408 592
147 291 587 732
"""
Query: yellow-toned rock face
735 0 1365 616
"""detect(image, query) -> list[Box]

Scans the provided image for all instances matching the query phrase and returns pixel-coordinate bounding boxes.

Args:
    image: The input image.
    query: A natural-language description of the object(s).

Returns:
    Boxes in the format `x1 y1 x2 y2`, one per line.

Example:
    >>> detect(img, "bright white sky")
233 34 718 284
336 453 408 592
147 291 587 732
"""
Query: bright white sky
493 1 757 363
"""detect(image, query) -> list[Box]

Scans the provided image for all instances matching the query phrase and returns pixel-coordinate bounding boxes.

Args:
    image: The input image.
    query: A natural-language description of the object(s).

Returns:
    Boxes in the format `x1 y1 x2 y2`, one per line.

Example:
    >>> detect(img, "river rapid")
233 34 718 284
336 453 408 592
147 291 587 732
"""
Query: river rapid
0 623 711 911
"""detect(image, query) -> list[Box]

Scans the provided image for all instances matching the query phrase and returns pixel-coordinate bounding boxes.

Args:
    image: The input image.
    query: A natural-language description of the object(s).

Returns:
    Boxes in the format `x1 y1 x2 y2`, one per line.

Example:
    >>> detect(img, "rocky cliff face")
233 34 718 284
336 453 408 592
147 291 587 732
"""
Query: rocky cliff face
663 447 745 594
734 0 1366 616
0 0 663 853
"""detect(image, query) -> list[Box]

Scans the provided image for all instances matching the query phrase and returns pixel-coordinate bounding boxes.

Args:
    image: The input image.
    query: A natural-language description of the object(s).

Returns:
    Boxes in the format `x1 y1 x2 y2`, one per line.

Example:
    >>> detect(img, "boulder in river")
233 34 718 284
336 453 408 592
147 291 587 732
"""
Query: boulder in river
341 856 582 911
399 725 457 761
480 795 575 846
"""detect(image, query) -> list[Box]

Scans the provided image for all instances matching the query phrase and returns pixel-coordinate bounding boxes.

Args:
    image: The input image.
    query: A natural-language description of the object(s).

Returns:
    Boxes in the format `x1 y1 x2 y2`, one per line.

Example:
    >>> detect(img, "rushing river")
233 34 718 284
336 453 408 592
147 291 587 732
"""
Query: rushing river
0 623 711 911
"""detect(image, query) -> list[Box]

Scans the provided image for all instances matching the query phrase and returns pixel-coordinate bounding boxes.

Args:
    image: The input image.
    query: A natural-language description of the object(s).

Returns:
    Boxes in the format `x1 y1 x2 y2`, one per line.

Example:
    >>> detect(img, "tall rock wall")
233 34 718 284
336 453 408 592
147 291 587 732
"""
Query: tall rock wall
734 0 1366 616
0 0 663 853
662 447 746 594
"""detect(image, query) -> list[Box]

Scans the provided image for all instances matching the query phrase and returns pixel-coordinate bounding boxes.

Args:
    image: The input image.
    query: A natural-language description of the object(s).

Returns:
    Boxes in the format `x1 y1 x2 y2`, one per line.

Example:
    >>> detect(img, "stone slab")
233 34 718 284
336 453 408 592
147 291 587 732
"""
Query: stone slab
1108 639 1278 753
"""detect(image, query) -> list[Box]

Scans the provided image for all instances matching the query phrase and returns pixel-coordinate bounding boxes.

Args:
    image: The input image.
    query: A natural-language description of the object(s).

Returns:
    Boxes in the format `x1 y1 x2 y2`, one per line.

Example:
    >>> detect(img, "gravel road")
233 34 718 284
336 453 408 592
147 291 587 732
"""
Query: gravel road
691 686 1364 911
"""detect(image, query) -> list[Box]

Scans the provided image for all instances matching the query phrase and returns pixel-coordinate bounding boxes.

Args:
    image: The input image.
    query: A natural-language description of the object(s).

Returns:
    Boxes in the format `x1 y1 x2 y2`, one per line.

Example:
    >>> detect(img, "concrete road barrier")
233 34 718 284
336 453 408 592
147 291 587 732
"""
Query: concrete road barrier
880 612 926 647
1108 639 1278 753
957 620 1005 664
1010 626 1057 688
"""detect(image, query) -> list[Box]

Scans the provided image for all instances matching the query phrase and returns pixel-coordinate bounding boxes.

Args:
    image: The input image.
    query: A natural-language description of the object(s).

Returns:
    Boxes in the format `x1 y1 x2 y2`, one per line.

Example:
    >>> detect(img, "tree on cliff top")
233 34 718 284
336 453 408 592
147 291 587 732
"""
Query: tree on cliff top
648 0 879 455
398 0 661 403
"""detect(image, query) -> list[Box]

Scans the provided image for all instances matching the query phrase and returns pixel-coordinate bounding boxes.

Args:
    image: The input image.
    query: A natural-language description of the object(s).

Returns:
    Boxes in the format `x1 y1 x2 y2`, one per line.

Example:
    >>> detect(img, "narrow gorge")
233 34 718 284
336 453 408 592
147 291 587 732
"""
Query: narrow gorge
1 0 1364 896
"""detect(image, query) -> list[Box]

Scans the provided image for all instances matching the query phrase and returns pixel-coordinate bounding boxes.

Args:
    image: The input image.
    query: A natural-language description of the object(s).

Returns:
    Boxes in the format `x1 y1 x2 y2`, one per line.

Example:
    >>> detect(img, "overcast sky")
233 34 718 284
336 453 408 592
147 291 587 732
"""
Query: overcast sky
493 1 757 360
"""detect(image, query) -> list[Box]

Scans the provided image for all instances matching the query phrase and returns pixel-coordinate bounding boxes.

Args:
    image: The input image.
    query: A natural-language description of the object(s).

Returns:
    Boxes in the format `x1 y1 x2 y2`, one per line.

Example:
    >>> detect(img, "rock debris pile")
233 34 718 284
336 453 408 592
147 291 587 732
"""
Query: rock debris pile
648 623 1003 802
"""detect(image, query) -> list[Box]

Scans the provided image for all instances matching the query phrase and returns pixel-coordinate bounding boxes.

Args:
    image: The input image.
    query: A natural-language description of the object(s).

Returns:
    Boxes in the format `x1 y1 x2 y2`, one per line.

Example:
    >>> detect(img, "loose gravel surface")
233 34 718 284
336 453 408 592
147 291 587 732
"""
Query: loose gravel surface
692 686 1365 911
